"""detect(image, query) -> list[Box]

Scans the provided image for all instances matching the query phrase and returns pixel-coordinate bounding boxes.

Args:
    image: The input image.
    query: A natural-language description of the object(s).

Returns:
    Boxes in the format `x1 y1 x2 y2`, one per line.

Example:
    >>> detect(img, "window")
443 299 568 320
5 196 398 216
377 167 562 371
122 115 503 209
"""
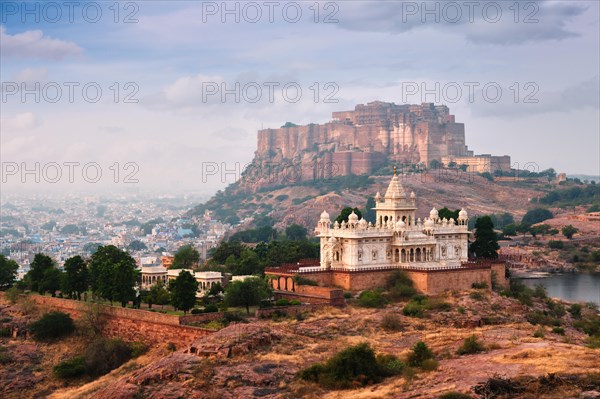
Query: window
372 250 377 260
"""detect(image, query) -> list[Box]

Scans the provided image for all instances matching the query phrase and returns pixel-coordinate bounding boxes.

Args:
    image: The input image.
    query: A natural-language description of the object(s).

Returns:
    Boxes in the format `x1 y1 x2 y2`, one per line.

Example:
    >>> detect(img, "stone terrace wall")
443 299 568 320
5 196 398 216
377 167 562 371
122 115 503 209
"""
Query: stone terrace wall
21 295 215 349
255 304 328 318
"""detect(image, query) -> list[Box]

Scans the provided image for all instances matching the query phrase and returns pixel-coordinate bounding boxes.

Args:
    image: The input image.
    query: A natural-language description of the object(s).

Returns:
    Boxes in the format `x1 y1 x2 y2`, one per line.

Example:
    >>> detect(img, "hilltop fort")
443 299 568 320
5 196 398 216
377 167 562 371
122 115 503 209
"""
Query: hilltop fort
254 102 510 181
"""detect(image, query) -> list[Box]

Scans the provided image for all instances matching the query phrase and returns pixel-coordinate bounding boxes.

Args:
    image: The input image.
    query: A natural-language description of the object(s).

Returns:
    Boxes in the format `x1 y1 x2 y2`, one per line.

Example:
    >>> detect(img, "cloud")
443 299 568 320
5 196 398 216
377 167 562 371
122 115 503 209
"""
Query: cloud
0 112 41 131
334 1 586 45
0 26 83 60
11 67 49 83
470 76 600 117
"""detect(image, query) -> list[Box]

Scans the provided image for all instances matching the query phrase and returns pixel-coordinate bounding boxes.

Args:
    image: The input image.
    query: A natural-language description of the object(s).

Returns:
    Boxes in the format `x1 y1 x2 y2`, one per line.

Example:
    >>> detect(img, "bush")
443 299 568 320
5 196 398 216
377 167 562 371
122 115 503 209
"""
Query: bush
221 311 246 325
552 327 565 335
203 304 219 313
407 341 434 368
357 290 388 308
387 270 417 300
130 341 149 357
402 298 426 317
569 303 583 319
84 338 132 377
275 298 290 307
191 308 203 314
469 291 485 301
293 276 318 286
343 291 352 299
471 281 488 289
548 240 564 249
54 356 86 379
289 300 301 305
457 306 465 314
376 353 405 376
299 343 384 389
380 314 403 332
456 335 486 355
29 311 75 341
533 327 545 338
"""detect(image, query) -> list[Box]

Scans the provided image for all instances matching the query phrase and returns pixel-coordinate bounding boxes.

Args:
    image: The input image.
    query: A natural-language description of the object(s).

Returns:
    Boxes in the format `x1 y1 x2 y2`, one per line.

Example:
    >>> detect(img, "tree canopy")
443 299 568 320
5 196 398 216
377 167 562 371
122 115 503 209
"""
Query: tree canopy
0 255 19 290
171 245 200 269
469 216 499 259
522 208 553 225
25 253 56 294
169 271 198 313
335 207 362 224
224 277 270 315
285 224 308 241
88 245 138 307
62 255 88 300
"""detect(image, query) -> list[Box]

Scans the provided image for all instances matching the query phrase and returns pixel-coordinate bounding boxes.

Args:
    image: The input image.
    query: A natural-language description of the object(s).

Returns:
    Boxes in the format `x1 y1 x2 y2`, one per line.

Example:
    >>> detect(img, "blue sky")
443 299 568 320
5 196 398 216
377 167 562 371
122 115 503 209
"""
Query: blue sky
1 0 599 194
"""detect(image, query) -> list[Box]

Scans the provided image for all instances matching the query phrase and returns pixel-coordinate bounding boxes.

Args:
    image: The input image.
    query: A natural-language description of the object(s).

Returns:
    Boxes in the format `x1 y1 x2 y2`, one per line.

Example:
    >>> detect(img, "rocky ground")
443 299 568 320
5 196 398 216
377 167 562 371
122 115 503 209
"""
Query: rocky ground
2 289 599 399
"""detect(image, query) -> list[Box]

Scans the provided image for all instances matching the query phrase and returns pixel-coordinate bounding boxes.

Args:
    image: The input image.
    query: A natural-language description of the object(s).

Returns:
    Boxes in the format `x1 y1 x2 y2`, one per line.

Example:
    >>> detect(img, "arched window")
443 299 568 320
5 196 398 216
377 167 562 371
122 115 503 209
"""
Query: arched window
394 249 400 262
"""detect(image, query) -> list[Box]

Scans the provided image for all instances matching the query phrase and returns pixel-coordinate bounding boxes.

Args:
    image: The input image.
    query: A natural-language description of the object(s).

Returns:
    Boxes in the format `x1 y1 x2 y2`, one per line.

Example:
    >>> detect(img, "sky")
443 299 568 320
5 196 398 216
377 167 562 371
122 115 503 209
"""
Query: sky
1 0 599 196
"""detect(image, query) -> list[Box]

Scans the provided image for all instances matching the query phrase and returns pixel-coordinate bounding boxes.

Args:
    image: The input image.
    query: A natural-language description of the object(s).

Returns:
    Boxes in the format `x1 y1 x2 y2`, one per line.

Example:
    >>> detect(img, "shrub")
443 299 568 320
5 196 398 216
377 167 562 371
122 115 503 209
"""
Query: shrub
533 327 545 338
387 270 417 300
376 353 405 376
203 304 219 313
299 343 384 389
380 314 403 332
427 298 452 312
532 285 547 299
222 311 246 325
130 341 149 357
469 291 485 301
403 296 429 317
471 281 488 289
552 327 565 335
54 356 86 379
343 291 352 299
289 300 301 305
407 341 434 368
457 306 465 314
190 308 203 314
29 311 75 341
84 338 132 377
357 290 387 308
275 298 290 307
456 335 486 355
569 303 583 319
548 240 564 249
585 336 600 349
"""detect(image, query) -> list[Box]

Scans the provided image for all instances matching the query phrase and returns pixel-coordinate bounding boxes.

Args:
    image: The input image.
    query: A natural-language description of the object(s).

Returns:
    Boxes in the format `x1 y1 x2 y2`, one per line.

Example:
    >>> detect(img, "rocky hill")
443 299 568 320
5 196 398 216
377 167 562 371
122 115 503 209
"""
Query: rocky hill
189 172 547 231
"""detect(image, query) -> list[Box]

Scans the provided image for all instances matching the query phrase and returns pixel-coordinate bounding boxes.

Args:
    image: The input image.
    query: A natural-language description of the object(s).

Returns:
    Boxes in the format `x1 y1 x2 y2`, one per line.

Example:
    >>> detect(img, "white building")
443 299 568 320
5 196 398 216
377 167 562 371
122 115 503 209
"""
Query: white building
315 171 470 271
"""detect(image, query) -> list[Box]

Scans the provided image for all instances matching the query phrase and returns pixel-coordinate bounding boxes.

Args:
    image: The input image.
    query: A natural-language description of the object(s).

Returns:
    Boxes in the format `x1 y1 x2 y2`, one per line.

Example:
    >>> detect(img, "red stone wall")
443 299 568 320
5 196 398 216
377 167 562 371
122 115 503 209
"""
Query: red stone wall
26 295 214 349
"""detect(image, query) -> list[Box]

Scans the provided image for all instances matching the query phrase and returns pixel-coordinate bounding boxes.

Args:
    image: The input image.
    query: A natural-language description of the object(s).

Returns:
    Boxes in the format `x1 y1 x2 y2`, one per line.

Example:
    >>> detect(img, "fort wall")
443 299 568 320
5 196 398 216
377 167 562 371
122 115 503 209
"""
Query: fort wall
14 294 215 349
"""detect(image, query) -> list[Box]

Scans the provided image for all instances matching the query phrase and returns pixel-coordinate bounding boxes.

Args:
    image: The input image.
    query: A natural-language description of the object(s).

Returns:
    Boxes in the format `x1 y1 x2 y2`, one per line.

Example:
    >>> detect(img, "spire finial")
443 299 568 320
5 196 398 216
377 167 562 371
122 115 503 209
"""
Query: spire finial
393 164 397 176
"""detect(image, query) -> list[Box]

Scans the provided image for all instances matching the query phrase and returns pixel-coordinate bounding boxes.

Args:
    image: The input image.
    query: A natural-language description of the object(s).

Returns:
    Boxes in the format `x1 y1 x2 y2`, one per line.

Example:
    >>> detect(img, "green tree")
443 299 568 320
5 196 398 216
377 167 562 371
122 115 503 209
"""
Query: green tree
429 159 441 169
88 245 138 306
363 197 377 224
285 224 308 241
62 255 88 300
144 280 170 309
407 341 434 367
562 225 578 239
469 216 499 259
0 255 19 290
522 208 553 225
171 245 200 269
169 271 198 313
335 207 362 224
25 253 55 293
502 223 518 236
438 207 460 223
224 277 270 315
40 267 62 297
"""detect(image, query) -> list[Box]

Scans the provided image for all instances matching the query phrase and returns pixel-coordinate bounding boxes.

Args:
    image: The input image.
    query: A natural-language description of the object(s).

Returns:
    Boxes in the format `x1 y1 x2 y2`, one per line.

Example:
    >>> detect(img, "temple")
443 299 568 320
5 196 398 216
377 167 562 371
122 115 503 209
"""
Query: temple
265 173 509 302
